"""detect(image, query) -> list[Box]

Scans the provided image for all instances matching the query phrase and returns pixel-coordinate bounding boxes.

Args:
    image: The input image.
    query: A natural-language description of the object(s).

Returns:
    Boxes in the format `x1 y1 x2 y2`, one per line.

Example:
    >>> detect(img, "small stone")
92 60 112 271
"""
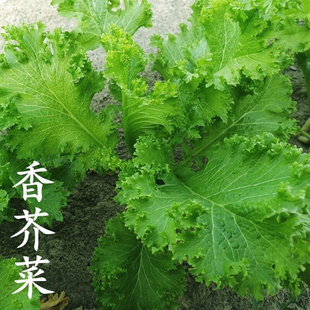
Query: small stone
289 65 298 71
298 135 310 145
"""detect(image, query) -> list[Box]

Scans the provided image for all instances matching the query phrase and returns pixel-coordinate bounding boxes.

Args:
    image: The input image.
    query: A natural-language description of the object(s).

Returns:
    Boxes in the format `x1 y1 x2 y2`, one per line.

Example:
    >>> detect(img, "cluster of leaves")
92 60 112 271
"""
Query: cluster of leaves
1 0 310 309
0 256 40 309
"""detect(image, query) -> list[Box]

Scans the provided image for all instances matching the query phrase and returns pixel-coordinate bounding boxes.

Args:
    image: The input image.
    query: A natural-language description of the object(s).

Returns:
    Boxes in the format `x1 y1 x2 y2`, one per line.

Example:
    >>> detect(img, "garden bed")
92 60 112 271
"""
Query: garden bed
1 64 310 310
1 1 310 309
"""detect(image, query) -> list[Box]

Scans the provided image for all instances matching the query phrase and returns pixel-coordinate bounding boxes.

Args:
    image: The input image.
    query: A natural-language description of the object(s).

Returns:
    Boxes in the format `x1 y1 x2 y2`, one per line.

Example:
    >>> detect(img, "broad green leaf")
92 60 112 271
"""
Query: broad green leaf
117 135 310 299
52 0 152 49
0 256 41 309
184 74 297 163
0 23 117 172
268 21 310 54
90 215 185 310
261 0 310 55
0 144 68 226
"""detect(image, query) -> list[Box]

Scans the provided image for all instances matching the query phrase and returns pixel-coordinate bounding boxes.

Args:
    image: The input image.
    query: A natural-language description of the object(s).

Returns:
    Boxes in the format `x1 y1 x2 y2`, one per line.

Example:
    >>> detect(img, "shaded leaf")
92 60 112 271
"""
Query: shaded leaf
91 215 185 310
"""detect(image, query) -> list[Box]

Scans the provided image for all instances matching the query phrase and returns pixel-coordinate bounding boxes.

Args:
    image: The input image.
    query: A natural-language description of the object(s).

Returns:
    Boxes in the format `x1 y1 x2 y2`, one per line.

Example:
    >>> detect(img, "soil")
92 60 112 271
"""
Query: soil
288 65 310 152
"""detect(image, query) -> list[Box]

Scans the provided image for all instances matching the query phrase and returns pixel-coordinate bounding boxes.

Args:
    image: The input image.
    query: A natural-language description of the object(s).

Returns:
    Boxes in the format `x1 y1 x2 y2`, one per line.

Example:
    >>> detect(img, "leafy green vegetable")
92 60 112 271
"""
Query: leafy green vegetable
0 23 116 163
102 26 182 151
117 134 310 299
1 0 310 308
91 215 185 310
0 22 117 225
149 0 308 145
0 256 41 309
0 145 68 225
51 0 152 49
183 74 297 162
0 22 119 214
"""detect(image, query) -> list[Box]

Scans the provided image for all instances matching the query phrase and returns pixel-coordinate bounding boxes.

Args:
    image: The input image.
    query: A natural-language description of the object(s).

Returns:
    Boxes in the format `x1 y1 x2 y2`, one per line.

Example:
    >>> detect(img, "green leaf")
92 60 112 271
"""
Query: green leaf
52 0 152 49
150 0 304 139
0 145 15 224
0 189 9 212
151 0 310 136
117 134 310 299
299 264 310 287
0 23 117 173
150 9 235 127
259 0 310 56
0 189 10 224
90 215 185 310
152 1 281 91
184 74 297 162
102 26 182 151
0 144 68 226
102 26 147 89
0 256 41 309
269 20 310 54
